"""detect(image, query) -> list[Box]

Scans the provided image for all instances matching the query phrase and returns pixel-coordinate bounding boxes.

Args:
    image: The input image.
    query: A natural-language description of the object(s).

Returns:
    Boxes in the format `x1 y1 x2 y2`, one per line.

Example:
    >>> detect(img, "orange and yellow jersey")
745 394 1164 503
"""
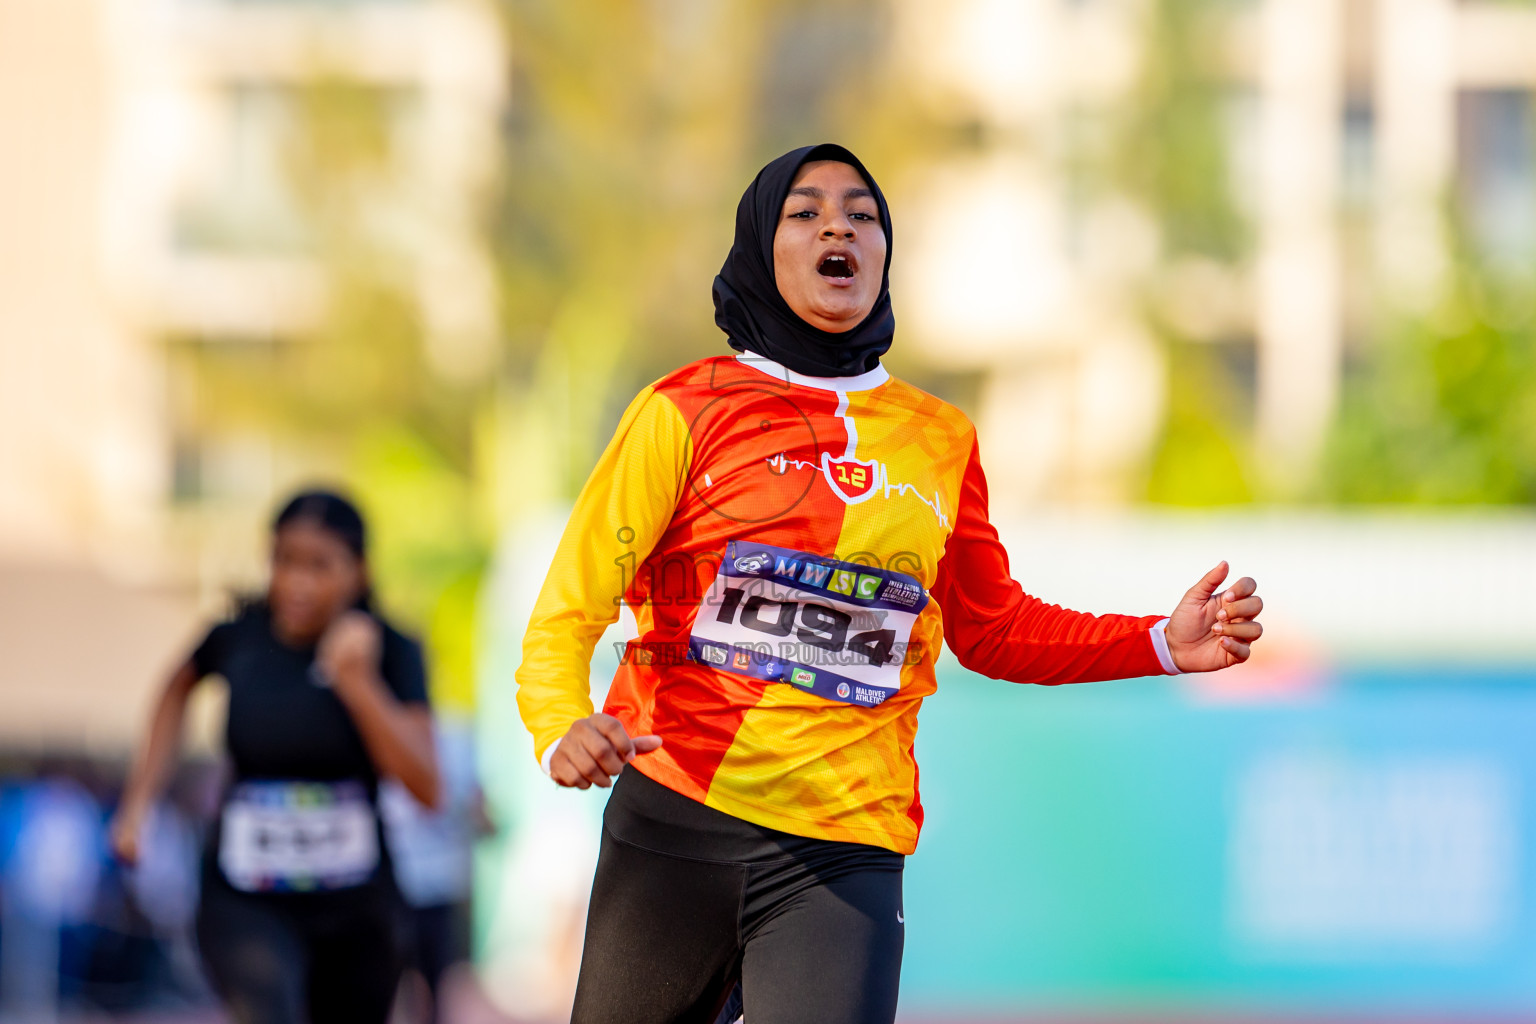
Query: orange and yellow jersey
515 352 1178 854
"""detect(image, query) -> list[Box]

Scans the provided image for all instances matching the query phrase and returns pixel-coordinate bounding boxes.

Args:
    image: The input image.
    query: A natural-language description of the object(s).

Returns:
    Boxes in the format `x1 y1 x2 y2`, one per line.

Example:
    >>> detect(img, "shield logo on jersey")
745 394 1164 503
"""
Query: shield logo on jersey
821 453 880 505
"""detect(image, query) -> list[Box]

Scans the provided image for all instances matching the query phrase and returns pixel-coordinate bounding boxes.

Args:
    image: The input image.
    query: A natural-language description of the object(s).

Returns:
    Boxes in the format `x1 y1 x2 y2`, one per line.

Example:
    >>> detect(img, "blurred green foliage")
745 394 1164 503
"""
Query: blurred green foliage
1325 256 1536 503
1146 337 1255 506
1121 0 1250 262
1122 0 1256 505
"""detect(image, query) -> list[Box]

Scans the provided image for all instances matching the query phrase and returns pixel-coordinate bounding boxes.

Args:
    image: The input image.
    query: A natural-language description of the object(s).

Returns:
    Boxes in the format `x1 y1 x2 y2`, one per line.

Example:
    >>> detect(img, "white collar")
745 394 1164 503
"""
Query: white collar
734 350 890 393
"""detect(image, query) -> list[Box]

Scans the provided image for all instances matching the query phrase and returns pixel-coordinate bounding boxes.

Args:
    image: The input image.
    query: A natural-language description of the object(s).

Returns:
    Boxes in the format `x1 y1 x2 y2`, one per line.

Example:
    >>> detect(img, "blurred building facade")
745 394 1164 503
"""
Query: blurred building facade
891 0 1536 508
0 0 505 749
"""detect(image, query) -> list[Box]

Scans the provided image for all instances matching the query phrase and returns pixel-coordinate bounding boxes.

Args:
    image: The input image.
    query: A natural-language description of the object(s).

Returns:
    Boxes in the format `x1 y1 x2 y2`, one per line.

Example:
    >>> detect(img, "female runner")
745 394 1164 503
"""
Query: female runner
516 144 1264 1024
113 490 439 1024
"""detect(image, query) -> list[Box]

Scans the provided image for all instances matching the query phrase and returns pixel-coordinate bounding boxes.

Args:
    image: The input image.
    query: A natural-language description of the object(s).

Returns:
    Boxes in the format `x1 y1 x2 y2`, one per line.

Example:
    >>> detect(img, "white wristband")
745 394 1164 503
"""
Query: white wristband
539 739 561 777
1150 618 1182 675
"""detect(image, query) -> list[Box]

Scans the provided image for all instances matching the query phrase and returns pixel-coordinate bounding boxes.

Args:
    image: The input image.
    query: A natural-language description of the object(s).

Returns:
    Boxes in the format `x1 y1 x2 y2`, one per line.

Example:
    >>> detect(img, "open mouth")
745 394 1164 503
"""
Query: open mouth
818 254 857 279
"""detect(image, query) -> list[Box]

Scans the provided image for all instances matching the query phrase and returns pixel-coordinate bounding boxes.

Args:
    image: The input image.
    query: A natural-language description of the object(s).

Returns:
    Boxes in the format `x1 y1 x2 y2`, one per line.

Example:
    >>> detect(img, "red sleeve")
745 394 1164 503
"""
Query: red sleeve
931 439 1170 685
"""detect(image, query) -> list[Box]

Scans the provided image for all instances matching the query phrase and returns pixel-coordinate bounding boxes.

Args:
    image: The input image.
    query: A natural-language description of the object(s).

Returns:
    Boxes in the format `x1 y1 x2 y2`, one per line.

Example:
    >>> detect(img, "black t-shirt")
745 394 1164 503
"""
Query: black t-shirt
192 604 429 788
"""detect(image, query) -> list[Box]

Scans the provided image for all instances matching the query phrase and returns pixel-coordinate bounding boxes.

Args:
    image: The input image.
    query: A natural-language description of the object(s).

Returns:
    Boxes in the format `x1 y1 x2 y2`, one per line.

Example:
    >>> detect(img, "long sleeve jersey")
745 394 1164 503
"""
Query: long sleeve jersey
515 352 1178 854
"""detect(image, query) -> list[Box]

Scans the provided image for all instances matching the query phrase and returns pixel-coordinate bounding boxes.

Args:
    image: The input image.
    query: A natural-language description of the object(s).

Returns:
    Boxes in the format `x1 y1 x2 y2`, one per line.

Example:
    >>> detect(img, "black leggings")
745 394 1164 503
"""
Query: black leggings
572 767 905 1024
196 872 406 1024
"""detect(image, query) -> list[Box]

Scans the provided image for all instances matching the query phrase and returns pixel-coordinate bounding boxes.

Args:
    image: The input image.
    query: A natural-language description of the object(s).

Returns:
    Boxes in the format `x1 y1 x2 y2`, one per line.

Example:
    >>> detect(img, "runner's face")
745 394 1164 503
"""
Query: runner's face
772 161 886 334
268 521 366 644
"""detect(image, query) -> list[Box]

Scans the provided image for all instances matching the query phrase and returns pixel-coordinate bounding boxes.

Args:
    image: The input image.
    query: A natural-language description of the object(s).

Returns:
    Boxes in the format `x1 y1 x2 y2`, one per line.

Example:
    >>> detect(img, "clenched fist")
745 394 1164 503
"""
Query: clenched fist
550 713 663 789
316 610 382 690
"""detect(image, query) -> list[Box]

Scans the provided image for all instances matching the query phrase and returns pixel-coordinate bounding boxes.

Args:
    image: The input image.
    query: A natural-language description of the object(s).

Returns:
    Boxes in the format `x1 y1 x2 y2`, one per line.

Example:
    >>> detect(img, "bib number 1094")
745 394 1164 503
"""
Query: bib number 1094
714 585 896 667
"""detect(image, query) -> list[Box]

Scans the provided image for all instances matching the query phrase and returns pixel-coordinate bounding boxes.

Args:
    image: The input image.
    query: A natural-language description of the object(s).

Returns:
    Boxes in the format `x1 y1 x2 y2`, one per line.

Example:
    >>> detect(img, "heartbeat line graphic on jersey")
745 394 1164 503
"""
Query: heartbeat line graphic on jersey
764 451 949 527
762 389 951 525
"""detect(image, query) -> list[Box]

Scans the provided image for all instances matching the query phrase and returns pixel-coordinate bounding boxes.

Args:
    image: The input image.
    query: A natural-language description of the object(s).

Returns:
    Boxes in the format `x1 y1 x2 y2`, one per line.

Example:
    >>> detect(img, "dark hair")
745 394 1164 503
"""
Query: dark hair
271 488 374 612
273 489 367 558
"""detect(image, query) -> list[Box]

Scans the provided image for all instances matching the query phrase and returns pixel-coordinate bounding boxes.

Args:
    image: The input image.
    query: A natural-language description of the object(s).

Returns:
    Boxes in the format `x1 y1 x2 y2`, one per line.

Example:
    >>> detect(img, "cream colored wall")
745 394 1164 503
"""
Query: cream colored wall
0 0 169 570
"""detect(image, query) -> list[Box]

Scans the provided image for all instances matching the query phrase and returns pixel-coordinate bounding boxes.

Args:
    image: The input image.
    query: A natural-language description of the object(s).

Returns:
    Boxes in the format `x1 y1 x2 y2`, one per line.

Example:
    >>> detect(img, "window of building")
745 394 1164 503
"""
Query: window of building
174 85 312 255
1456 88 1536 267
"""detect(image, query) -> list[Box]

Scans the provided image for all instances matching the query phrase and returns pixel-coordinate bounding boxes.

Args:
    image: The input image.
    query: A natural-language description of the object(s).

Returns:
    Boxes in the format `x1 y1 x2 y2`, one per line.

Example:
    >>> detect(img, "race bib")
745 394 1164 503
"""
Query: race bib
689 542 930 708
219 781 379 893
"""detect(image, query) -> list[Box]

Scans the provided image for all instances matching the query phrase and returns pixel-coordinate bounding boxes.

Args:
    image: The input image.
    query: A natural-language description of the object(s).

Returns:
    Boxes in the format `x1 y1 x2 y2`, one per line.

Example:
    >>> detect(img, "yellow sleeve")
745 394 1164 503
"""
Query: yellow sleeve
514 384 692 764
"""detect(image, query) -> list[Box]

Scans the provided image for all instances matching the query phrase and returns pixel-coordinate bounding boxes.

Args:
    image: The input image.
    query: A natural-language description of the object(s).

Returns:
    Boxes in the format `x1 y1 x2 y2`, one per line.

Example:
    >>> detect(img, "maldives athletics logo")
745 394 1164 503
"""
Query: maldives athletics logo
821 453 879 504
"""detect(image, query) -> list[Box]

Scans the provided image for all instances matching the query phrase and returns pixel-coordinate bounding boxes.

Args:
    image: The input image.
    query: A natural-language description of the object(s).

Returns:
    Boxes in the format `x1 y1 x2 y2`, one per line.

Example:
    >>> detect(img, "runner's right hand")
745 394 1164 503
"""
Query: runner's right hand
551 713 662 790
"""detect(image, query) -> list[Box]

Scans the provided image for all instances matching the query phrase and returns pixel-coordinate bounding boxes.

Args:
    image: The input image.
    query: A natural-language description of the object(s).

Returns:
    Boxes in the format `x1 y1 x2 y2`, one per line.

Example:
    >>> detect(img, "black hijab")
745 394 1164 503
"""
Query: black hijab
712 143 895 378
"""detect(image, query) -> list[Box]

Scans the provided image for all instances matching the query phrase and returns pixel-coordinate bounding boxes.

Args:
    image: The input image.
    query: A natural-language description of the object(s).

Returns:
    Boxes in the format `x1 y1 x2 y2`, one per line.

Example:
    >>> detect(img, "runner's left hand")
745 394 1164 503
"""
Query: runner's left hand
1165 561 1263 672
317 610 382 688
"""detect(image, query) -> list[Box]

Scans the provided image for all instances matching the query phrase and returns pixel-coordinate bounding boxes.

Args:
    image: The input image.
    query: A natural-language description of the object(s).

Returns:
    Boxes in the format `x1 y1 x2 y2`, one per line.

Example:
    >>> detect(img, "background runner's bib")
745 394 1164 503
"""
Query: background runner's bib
689 541 930 708
219 780 379 893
